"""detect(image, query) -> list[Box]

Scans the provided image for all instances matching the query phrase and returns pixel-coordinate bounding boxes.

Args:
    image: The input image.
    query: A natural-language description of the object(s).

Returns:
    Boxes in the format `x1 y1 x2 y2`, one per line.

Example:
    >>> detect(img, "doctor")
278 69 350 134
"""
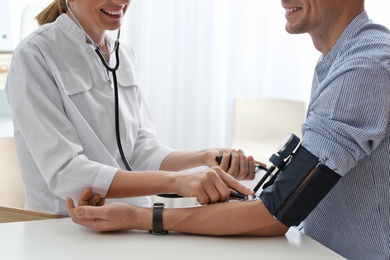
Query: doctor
5 0 255 216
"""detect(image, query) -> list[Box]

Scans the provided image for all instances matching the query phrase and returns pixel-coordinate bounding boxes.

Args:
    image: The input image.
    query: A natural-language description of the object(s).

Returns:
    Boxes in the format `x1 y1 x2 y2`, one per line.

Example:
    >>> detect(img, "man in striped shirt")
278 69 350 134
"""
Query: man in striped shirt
67 0 389 259
282 0 390 259
286 0 390 258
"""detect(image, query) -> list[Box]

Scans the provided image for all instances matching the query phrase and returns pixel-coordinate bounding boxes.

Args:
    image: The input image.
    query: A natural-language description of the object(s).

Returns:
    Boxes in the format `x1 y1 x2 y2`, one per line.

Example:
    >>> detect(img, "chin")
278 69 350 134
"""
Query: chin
106 25 122 31
285 24 306 35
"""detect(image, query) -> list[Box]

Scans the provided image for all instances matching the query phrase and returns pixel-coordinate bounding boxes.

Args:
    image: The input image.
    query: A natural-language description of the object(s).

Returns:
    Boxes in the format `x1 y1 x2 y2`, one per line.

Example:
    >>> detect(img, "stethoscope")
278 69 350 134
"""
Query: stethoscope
65 0 133 171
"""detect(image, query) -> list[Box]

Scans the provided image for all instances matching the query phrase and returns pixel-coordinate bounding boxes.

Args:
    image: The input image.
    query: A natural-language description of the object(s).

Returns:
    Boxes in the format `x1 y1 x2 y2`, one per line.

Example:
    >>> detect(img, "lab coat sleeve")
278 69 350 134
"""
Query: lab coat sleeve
6 43 117 200
130 93 175 170
119 44 175 171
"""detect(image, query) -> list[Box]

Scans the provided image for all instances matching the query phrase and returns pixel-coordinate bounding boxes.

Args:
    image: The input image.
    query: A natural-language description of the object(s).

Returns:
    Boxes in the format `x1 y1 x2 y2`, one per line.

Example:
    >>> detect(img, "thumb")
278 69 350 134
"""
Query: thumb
74 206 86 216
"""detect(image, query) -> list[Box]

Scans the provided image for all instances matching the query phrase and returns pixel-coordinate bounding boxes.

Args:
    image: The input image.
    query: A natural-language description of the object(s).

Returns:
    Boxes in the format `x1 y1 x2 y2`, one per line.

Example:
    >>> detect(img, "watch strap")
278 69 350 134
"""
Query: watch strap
149 202 168 235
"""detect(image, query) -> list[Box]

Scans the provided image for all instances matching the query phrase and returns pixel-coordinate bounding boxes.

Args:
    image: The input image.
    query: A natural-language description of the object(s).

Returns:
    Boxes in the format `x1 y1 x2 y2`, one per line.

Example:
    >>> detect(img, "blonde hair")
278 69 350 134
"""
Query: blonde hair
36 0 67 26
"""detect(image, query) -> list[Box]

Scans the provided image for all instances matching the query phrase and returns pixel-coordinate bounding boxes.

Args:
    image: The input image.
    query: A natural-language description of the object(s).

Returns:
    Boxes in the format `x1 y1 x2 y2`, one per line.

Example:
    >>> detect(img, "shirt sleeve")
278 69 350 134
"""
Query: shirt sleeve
302 58 390 175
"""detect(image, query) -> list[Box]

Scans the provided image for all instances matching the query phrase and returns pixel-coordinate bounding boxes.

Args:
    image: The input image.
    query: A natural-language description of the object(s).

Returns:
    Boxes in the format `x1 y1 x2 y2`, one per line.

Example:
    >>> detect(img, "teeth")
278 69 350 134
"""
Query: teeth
286 7 302 13
103 9 122 15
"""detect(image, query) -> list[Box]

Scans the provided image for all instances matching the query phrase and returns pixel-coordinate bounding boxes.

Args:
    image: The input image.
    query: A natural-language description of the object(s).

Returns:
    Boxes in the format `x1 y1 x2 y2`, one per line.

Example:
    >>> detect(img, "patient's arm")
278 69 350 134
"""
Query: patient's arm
66 189 288 236
163 200 288 236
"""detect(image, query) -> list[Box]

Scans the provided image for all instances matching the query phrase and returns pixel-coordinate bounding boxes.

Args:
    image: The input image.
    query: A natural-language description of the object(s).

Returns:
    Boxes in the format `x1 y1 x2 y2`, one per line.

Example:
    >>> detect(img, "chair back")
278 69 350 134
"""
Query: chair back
0 137 62 222
232 97 307 163
0 137 25 208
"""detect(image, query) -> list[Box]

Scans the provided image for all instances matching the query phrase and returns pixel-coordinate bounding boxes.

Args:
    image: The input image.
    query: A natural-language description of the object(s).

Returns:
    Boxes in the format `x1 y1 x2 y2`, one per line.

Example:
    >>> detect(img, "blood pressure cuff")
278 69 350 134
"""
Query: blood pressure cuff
259 146 341 227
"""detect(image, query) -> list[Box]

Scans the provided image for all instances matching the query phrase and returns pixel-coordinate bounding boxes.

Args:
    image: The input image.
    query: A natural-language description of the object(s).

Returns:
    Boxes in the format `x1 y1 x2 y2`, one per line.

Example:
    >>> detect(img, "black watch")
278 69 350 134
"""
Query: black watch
149 202 169 235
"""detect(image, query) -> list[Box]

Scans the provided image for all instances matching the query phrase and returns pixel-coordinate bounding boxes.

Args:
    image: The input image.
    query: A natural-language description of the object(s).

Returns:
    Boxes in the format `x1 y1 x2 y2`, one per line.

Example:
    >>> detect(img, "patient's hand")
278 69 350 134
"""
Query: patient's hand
66 188 150 232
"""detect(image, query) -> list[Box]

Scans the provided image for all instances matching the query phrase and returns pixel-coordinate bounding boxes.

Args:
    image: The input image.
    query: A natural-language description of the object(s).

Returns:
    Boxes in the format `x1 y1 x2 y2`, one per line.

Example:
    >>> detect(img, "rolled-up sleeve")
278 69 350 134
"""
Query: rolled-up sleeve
302 58 390 176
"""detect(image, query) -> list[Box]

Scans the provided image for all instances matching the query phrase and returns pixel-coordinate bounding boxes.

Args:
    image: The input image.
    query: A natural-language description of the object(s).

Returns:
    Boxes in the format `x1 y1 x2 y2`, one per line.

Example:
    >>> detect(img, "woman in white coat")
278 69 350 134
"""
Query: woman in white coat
5 0 256 215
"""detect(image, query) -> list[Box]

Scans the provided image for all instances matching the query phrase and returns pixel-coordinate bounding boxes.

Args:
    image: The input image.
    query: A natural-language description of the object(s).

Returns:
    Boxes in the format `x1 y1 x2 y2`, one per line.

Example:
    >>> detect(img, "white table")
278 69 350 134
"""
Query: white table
0 218 345 260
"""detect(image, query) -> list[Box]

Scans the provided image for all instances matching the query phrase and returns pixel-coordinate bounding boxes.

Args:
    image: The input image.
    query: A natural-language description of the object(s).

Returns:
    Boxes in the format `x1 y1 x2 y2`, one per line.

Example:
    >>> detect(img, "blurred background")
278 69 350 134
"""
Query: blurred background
1 0 389 162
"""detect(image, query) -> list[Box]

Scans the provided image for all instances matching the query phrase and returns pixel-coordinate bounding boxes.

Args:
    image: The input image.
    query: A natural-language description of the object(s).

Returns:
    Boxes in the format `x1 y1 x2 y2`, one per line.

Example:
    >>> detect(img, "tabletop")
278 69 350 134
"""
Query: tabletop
0 217 345 260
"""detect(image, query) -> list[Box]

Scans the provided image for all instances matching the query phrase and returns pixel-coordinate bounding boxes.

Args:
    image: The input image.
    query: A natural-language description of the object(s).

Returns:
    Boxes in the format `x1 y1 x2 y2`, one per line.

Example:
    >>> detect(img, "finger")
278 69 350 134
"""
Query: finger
202 179 222 204
218 169 254 196
227 150 240 178
246 155 256 180
238 150 249 179
203 169 231 203
96 198 106 207
192 179 213 205
195 189 211 205
219 151 231 171
78 188 93 206
236 153 255 181
74 205 109 220
66 197 77 218
212 180 232 202
88 194 102 206
70 206 109 231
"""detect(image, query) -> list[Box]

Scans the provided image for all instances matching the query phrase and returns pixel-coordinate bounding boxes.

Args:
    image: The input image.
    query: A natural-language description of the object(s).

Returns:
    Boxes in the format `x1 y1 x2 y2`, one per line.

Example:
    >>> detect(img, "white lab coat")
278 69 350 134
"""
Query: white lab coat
5 14 174 215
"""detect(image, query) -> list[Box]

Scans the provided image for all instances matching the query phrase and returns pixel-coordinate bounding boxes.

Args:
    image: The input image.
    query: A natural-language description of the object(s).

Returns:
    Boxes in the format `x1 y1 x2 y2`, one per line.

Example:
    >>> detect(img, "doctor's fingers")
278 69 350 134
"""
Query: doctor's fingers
203 166 254 200
76 188 93 206
235 153 256 181
202 178 232 203
184 169 229 204
216 167 254 196
226 150 253 180
77 188 105 206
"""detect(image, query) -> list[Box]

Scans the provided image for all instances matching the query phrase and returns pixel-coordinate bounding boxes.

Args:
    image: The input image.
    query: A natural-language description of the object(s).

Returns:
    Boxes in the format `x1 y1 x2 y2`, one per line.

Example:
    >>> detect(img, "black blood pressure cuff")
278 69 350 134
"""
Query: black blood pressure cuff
259 146 341 227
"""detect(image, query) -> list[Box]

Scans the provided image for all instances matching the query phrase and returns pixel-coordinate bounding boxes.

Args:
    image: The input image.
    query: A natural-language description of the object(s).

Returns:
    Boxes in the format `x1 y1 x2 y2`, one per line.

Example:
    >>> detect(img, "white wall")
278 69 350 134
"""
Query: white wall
5 0 50 49
122 0 390 152
1 0 390 149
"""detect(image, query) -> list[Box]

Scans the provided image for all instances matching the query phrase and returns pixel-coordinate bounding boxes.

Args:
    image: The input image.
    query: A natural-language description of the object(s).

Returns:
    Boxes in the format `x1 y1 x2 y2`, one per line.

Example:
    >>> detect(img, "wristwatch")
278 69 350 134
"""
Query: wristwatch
149 202 169 235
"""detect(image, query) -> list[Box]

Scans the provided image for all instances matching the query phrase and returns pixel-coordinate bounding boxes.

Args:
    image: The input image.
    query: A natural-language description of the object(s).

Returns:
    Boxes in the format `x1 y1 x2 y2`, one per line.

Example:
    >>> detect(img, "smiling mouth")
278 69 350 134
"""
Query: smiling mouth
101 9 123 16
285 7 303 13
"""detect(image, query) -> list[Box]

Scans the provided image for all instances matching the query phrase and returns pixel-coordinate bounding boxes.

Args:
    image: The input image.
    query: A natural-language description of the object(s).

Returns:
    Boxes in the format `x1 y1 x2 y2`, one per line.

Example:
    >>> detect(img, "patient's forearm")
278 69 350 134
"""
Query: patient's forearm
160 200 288 236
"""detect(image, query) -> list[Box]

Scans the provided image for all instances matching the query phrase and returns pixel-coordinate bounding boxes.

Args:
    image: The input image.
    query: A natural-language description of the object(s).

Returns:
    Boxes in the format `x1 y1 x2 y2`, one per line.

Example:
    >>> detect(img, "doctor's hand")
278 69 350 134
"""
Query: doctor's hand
205 148 257 181
66 188 150 232
173 166 254 205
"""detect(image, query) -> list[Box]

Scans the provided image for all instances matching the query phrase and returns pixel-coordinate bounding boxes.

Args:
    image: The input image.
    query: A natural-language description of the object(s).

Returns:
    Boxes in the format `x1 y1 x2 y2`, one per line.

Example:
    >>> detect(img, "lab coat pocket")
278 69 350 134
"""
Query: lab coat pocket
60 70 93 96
116 66 139 88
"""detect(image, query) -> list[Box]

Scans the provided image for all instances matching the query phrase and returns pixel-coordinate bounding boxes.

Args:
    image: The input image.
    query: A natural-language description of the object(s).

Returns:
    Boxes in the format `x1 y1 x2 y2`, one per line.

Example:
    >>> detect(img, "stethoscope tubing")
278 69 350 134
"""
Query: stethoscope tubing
94 44 133 172
66 0 132 171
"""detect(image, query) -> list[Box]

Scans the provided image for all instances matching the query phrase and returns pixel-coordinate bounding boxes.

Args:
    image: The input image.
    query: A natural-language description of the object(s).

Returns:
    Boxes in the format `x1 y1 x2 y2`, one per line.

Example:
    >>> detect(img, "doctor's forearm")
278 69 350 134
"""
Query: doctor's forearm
106 170 176 198
159 150 207 171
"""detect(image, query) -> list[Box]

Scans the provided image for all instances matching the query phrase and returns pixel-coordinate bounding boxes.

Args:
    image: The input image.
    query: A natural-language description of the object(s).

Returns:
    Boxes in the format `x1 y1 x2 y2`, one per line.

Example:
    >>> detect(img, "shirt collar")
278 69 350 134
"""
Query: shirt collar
56 13 115 52
56 13 87 43
315 11 370 81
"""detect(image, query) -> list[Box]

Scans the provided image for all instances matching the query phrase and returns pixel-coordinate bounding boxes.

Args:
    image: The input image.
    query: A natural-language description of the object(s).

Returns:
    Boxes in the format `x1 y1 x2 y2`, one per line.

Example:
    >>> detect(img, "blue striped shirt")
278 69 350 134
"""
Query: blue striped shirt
301 11 390 259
